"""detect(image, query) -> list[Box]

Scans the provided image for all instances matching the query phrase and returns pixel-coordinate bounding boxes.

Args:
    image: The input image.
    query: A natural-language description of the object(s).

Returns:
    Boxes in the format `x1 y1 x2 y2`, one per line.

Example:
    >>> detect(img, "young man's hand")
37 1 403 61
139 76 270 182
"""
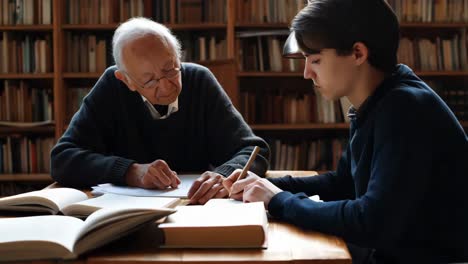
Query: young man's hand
125 159 180 189
187 171 228 204
223 169 260 200
224 169 283 208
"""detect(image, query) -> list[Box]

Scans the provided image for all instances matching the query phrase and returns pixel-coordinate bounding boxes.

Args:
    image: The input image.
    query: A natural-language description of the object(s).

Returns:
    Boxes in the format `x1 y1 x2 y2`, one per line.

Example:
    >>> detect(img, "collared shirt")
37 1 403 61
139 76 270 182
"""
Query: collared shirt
141 95 179 120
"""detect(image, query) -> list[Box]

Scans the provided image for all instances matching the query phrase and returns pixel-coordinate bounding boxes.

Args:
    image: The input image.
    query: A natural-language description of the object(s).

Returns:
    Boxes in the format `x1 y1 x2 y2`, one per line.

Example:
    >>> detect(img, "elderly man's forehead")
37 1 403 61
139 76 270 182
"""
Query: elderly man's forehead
123 36 176 59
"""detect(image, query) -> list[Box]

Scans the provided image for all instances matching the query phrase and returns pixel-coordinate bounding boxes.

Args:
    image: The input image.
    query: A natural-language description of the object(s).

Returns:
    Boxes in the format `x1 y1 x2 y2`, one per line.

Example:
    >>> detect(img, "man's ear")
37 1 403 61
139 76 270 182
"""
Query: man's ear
115 70 136 91
352 42 369 66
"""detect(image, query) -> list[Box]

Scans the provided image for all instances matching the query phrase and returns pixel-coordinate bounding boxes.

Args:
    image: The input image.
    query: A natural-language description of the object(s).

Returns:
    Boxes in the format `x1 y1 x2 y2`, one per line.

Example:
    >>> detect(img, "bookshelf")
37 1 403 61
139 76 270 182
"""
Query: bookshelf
0 0 467 194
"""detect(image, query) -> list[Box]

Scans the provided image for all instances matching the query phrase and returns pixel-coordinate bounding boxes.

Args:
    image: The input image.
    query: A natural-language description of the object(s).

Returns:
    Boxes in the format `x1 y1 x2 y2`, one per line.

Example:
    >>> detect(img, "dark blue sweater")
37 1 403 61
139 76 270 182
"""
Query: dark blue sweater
268 64 468 263
51 63 270 188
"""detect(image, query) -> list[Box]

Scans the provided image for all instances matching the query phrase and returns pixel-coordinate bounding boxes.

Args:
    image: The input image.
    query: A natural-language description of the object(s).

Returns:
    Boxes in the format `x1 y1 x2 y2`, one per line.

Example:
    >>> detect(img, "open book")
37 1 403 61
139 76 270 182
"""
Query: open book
158 199 268 248
0 206 175 261
0 188 180 217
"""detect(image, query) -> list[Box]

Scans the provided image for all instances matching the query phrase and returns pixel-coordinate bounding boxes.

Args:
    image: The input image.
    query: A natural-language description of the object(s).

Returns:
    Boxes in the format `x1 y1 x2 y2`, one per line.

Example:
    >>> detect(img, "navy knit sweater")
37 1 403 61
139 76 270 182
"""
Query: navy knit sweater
51 63 270 188
268 64 468 263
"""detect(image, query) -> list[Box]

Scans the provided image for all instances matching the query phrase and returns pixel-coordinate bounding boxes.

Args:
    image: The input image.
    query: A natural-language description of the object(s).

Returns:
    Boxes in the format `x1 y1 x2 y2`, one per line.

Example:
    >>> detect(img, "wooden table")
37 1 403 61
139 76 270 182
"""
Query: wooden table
9 171 351 263
86 220 351 264
85 170 350 264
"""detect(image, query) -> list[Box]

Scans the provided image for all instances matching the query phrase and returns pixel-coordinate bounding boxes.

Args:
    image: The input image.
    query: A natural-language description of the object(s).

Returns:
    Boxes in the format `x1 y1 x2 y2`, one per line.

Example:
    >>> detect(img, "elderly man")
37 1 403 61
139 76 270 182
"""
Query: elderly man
51 17 269 205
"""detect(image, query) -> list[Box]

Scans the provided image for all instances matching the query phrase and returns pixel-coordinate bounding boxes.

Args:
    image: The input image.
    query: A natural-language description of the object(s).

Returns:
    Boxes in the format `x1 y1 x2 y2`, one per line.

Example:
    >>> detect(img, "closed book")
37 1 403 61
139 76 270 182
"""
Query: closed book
158 200 268 248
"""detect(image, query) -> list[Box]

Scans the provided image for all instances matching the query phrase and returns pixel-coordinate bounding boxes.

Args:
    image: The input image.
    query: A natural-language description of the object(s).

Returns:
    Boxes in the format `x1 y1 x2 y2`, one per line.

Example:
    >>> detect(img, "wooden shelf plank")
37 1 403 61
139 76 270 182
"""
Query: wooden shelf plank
238 71 468 77
0 125 55 134
236 22 468 29
236 23 289 28
62 23 227 30
63 72 103 78
0 25 53 31
250 123 350 130
400 22 468 28
238 72 303 77
0 174 52 182
0 73 54 79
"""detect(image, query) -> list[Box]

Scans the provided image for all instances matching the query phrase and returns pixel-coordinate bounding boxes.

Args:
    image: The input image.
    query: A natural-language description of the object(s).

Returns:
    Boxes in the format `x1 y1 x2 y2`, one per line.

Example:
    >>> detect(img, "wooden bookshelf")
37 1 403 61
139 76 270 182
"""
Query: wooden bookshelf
0 25 53 31
400 22 468 28
63 73 103 79
239 71 468 77
0 74 54 79
251 123 350 131
1 0 467 191
0 126 55 135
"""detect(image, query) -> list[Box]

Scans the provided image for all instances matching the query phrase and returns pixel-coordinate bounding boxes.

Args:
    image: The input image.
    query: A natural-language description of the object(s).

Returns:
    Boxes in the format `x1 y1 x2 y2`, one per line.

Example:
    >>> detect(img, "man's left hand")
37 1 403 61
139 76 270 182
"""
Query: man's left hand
187 171 228 204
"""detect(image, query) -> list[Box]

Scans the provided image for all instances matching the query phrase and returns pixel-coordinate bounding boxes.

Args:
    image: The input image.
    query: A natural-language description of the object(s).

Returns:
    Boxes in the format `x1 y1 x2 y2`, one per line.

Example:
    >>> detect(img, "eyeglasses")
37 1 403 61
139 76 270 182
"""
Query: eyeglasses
124 67 181 90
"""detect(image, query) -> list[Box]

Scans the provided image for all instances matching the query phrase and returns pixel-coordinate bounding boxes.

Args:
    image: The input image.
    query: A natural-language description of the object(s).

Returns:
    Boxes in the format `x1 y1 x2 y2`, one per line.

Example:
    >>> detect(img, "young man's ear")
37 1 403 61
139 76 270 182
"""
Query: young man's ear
114 70 136 92
352 42 369 66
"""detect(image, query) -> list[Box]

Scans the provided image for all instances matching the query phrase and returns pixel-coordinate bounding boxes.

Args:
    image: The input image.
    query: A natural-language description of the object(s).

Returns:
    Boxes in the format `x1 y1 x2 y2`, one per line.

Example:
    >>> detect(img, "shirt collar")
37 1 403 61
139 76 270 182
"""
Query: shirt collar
141 95 179 120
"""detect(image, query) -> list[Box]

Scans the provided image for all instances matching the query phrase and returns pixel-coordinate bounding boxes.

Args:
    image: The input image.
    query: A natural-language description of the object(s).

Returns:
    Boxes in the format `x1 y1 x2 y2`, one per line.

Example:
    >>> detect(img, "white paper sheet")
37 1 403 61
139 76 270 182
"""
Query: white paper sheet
91 174 199 198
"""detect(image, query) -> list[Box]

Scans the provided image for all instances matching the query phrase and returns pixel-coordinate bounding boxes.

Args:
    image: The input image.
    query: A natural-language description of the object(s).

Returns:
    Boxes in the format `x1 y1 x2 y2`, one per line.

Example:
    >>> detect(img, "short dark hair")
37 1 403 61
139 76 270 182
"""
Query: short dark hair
291 0 400 73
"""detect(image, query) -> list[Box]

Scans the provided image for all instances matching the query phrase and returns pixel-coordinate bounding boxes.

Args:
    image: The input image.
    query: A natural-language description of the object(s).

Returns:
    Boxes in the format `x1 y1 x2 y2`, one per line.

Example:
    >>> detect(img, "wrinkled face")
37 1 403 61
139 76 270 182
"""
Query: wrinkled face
303 49 356 100
121 35 182 105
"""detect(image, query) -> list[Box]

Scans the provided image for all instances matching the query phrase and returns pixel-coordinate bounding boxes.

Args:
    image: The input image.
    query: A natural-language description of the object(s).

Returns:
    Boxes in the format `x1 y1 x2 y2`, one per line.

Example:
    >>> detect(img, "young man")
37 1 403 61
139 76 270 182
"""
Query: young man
224 0 468 263
51 18 269 205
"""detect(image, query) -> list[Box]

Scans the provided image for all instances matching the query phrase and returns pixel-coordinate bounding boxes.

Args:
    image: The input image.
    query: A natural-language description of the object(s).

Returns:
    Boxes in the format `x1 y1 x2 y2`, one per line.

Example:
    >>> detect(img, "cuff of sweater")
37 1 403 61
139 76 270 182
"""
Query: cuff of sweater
213 164 238 177
268 191 296 218
109 157 135 185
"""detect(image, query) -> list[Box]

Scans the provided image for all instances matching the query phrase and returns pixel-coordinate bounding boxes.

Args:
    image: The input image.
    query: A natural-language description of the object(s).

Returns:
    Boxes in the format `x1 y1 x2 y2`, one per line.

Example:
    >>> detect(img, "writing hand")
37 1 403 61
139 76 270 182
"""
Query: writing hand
223 169 260 201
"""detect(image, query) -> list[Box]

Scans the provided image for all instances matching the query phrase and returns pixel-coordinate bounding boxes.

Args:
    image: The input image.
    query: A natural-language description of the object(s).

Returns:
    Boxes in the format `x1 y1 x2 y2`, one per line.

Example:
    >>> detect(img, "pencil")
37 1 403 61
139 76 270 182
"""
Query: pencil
229 146 260 196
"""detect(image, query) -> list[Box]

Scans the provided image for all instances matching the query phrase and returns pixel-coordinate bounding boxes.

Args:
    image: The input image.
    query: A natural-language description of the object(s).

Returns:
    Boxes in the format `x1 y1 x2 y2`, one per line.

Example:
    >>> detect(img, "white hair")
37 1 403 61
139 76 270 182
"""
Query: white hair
112 17 182 70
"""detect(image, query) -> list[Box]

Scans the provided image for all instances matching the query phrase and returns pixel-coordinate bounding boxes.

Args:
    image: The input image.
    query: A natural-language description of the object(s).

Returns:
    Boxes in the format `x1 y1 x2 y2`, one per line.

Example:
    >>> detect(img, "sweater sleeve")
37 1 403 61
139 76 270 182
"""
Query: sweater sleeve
50 68 135 188
197 66 270 177
268 89 434 249
268 146 355 201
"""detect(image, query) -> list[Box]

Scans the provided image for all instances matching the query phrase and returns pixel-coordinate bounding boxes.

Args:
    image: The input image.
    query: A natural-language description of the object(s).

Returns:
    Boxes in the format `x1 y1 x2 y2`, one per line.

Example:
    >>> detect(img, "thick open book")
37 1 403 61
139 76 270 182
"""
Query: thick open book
158 199 268 248
0 206 175 261
0 188 180 217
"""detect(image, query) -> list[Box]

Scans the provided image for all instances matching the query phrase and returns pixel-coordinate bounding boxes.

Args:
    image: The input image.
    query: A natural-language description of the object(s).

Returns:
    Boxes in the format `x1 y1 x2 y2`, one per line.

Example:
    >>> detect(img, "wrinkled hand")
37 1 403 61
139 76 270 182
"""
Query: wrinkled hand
125 159 180 189
223 169 260 200
188 171 228 204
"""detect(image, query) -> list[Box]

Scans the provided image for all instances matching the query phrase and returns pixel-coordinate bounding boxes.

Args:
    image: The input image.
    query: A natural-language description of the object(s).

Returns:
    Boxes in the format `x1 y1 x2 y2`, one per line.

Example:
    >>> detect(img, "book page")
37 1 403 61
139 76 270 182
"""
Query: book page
91 174 199 198
61 193 180 217
0 188 88 214
0 215 83 255
73 207 176 255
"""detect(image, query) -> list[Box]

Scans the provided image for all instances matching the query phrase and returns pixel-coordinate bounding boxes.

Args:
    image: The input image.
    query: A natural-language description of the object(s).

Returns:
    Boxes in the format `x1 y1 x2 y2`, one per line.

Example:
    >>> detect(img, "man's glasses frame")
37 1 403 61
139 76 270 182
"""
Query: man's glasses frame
123 67 181 90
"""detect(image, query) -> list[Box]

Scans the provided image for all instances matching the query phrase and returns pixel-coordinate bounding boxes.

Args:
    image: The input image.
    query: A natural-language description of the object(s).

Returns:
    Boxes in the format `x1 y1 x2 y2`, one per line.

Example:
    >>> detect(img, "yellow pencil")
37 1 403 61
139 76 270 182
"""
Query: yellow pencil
229 146 260 197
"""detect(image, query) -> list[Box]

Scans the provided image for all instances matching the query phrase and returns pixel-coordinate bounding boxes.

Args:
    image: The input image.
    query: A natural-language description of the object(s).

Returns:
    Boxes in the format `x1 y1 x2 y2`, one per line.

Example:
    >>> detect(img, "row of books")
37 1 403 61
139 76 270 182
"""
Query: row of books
240 91 351 124
66 0 171 24
268 138 348 171
0 136 54 174
178 34 227 62
0 32 52 74
398 31 468 71
0 80 53 122
236 0 306 24
0 0 52 25
64 32 113 73
66 87 91 123
177 0 226 23
428 81 468 121
386 0 468 22
237 31 305 72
